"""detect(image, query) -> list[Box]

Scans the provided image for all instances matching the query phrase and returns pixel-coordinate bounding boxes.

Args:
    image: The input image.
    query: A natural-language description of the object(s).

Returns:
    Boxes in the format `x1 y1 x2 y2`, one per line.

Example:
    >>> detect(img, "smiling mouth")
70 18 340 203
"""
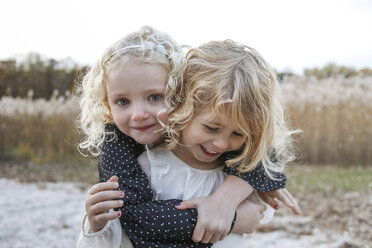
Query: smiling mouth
200 145 221 157
133 124 156 132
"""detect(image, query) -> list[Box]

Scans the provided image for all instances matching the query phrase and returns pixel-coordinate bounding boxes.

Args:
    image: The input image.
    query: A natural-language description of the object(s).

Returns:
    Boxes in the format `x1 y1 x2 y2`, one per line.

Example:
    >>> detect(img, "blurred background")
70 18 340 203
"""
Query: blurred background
1 0 371 247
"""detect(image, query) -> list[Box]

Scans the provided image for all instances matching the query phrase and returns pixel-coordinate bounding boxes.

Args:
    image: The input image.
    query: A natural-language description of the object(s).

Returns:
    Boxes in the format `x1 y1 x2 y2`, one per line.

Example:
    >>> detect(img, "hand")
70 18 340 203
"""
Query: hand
232 199 266 234
175 195 235 244
257 188 301 215
85 176 125 232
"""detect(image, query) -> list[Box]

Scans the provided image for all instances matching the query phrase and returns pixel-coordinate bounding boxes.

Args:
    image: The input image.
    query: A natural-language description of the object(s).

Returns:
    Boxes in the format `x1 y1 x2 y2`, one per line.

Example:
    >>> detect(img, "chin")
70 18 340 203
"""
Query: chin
134 135 160 145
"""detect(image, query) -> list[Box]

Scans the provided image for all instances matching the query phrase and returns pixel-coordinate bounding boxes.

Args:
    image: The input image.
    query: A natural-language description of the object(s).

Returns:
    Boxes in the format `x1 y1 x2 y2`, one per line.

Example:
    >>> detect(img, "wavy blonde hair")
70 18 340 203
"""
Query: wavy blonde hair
76 26 186 156
166 40 296 178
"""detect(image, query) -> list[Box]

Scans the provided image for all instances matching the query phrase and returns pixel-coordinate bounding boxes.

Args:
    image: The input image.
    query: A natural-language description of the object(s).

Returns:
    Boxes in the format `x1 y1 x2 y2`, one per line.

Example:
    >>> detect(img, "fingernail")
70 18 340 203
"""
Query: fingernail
118 200 124 206
175 203 181 206
114 182 119 188
274 204 279 210
120 191 124 197
117 212 121 217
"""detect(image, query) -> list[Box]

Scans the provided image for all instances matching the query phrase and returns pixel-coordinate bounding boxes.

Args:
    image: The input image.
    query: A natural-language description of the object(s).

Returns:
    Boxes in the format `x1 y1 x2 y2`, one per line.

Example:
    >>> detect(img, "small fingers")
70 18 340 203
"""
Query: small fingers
108 175 119 183
86 190 124 208
175 200 198 210
283 189 301 215
218 231 228 242
258 192 279 210
88 181 120 195
274 190 294 211
208 233 223 244
192 221 205 243
88 199 124 216
93 210 122 222
258 203 266 214
200 230 214 244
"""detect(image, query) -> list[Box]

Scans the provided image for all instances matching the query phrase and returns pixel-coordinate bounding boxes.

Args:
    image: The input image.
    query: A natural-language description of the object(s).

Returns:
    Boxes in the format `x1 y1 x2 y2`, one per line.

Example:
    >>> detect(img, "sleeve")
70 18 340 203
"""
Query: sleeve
98 124 211 248
222 151 287 192
76 214 124 248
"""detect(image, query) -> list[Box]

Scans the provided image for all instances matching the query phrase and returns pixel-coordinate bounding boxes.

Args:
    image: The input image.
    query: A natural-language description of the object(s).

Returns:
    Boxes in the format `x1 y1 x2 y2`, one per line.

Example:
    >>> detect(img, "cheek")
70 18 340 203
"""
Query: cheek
183 129 205 145
157 109 168 125
232 139 245 150
111 108 129 125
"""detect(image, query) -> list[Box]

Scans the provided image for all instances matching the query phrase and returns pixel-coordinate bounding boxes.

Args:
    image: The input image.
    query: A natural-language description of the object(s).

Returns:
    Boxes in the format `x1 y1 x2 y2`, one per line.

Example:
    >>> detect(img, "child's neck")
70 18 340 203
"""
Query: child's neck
172 144 222 170
152 136 165 147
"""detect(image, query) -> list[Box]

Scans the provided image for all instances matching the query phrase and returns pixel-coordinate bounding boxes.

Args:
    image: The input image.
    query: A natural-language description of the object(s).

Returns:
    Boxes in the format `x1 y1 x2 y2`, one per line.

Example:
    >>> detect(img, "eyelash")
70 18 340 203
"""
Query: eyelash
117 99 129 105
149 94 163 102
204 125 218 131
233 131 243 137
115 94 163 106
204 125 243 137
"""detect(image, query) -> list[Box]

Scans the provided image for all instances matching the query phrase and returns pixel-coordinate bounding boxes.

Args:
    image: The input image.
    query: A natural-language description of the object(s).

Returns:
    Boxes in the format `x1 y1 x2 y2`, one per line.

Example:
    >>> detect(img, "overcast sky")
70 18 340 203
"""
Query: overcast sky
1 0 371 73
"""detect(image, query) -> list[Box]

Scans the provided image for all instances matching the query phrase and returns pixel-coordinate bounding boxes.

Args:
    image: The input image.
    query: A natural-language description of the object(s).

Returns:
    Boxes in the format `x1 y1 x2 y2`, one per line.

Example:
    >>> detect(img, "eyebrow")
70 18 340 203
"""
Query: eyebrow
107 87 165 98
202 118 224 127
142 87 165 94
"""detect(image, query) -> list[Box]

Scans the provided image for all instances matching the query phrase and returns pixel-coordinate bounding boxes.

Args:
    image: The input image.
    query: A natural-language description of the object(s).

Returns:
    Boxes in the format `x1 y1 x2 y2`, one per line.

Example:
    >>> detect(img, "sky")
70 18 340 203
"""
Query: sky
1 0 372 74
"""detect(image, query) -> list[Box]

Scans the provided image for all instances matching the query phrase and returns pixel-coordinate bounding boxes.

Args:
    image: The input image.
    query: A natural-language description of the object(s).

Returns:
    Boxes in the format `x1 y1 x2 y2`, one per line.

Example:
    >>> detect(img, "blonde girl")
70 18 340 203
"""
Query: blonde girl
133 39 301 247
77 27 300 248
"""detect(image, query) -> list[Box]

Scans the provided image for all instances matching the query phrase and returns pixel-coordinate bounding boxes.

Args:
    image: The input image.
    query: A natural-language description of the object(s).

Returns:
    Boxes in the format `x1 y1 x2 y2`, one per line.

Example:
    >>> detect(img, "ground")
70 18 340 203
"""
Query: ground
0 163 371 247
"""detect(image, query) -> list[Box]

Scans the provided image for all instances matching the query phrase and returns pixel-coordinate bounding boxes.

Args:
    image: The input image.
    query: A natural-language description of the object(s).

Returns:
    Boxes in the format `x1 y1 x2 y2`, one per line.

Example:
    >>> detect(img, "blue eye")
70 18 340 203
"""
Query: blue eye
149 94 163 102
117 99 129 105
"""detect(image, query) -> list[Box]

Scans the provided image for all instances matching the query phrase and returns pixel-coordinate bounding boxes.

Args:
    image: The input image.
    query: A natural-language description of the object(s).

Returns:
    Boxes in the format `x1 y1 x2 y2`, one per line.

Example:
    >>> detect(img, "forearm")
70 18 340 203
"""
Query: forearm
120 201 212 247
223 162 287 192
211 175 254 208
99 125 209 247
99 159 206 245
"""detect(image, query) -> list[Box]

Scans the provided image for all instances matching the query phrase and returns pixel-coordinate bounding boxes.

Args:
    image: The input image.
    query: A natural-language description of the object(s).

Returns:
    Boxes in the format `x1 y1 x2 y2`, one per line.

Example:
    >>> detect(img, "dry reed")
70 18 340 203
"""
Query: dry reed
282 75 372 165
0 75 371 165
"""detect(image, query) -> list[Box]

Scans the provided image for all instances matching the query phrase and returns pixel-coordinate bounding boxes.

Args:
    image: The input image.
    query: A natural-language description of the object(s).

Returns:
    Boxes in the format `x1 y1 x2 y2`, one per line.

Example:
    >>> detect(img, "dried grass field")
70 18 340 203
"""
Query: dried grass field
1 75 372 247
1 75 371 165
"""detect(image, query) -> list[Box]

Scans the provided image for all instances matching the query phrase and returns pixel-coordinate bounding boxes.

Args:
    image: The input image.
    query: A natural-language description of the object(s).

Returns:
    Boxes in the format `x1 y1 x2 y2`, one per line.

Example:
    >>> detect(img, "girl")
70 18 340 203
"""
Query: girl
77 27 300 248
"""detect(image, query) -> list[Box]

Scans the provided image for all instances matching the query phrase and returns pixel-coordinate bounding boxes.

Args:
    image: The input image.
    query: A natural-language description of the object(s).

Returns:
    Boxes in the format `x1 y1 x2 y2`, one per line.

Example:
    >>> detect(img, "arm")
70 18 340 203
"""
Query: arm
223 154 300 214
175 175 252 243
222 157 287 192
231 199 266 234
76 215 124 248
99 124 211 248
78 175 125 248
175 156 300 243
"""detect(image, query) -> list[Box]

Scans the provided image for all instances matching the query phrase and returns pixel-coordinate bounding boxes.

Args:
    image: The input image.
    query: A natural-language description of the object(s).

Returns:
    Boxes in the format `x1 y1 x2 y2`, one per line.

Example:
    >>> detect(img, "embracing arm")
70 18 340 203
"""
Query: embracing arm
175 156 300 243
99 124 210 248
223 161 300 214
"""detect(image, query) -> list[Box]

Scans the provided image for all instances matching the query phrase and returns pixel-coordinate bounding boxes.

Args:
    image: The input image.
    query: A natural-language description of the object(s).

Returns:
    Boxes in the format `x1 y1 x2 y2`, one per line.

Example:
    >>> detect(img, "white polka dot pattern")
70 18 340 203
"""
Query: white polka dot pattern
99 124 210 247
98 124 286 247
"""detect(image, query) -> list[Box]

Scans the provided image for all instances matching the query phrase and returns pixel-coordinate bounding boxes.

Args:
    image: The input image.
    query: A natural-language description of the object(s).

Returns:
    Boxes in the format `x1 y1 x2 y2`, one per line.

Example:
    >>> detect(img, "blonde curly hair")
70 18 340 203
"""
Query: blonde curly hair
76 26 186 156
166 40 297 178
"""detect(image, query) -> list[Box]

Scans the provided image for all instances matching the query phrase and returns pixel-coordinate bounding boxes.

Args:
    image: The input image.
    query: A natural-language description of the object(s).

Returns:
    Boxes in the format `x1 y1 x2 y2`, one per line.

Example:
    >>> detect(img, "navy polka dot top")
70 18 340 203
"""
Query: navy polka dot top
99 124 286 247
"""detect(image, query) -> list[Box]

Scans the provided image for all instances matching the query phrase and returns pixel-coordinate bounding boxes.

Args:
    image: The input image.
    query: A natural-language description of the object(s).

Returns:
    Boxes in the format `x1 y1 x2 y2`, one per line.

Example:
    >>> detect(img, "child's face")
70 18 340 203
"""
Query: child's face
106 60 168 145
174 108 246 169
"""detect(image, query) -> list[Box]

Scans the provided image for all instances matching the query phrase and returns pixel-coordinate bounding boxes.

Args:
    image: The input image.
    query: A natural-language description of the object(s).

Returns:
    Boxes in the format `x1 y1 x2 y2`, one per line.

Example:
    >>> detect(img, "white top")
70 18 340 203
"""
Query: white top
77 144 273 248
142 143 226 201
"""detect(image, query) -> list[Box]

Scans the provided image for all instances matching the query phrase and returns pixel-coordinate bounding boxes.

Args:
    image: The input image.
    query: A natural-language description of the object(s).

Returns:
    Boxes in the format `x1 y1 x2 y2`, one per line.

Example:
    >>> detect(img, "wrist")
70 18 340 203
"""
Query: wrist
228 211 237 234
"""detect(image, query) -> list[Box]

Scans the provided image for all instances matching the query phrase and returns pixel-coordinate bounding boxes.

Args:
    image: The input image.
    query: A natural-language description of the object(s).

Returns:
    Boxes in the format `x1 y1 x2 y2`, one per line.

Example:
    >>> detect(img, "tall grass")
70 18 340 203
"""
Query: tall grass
0 75 371 165
0 94 82 163
282 75 372 165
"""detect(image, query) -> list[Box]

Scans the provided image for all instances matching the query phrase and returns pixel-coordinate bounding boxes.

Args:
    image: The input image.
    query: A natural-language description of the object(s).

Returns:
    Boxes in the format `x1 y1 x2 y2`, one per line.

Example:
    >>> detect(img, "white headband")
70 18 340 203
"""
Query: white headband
109 42 168 58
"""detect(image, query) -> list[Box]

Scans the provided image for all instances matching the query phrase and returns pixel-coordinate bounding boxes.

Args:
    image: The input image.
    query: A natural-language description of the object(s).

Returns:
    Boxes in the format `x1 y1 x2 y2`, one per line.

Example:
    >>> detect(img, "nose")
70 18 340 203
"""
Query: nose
212 136 230 151
131 103 150 121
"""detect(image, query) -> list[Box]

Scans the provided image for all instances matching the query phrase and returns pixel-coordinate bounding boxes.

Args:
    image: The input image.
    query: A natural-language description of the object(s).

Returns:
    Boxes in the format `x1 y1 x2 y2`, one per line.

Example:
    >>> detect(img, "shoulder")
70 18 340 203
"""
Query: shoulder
146 143 171 162
102 124 144 156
